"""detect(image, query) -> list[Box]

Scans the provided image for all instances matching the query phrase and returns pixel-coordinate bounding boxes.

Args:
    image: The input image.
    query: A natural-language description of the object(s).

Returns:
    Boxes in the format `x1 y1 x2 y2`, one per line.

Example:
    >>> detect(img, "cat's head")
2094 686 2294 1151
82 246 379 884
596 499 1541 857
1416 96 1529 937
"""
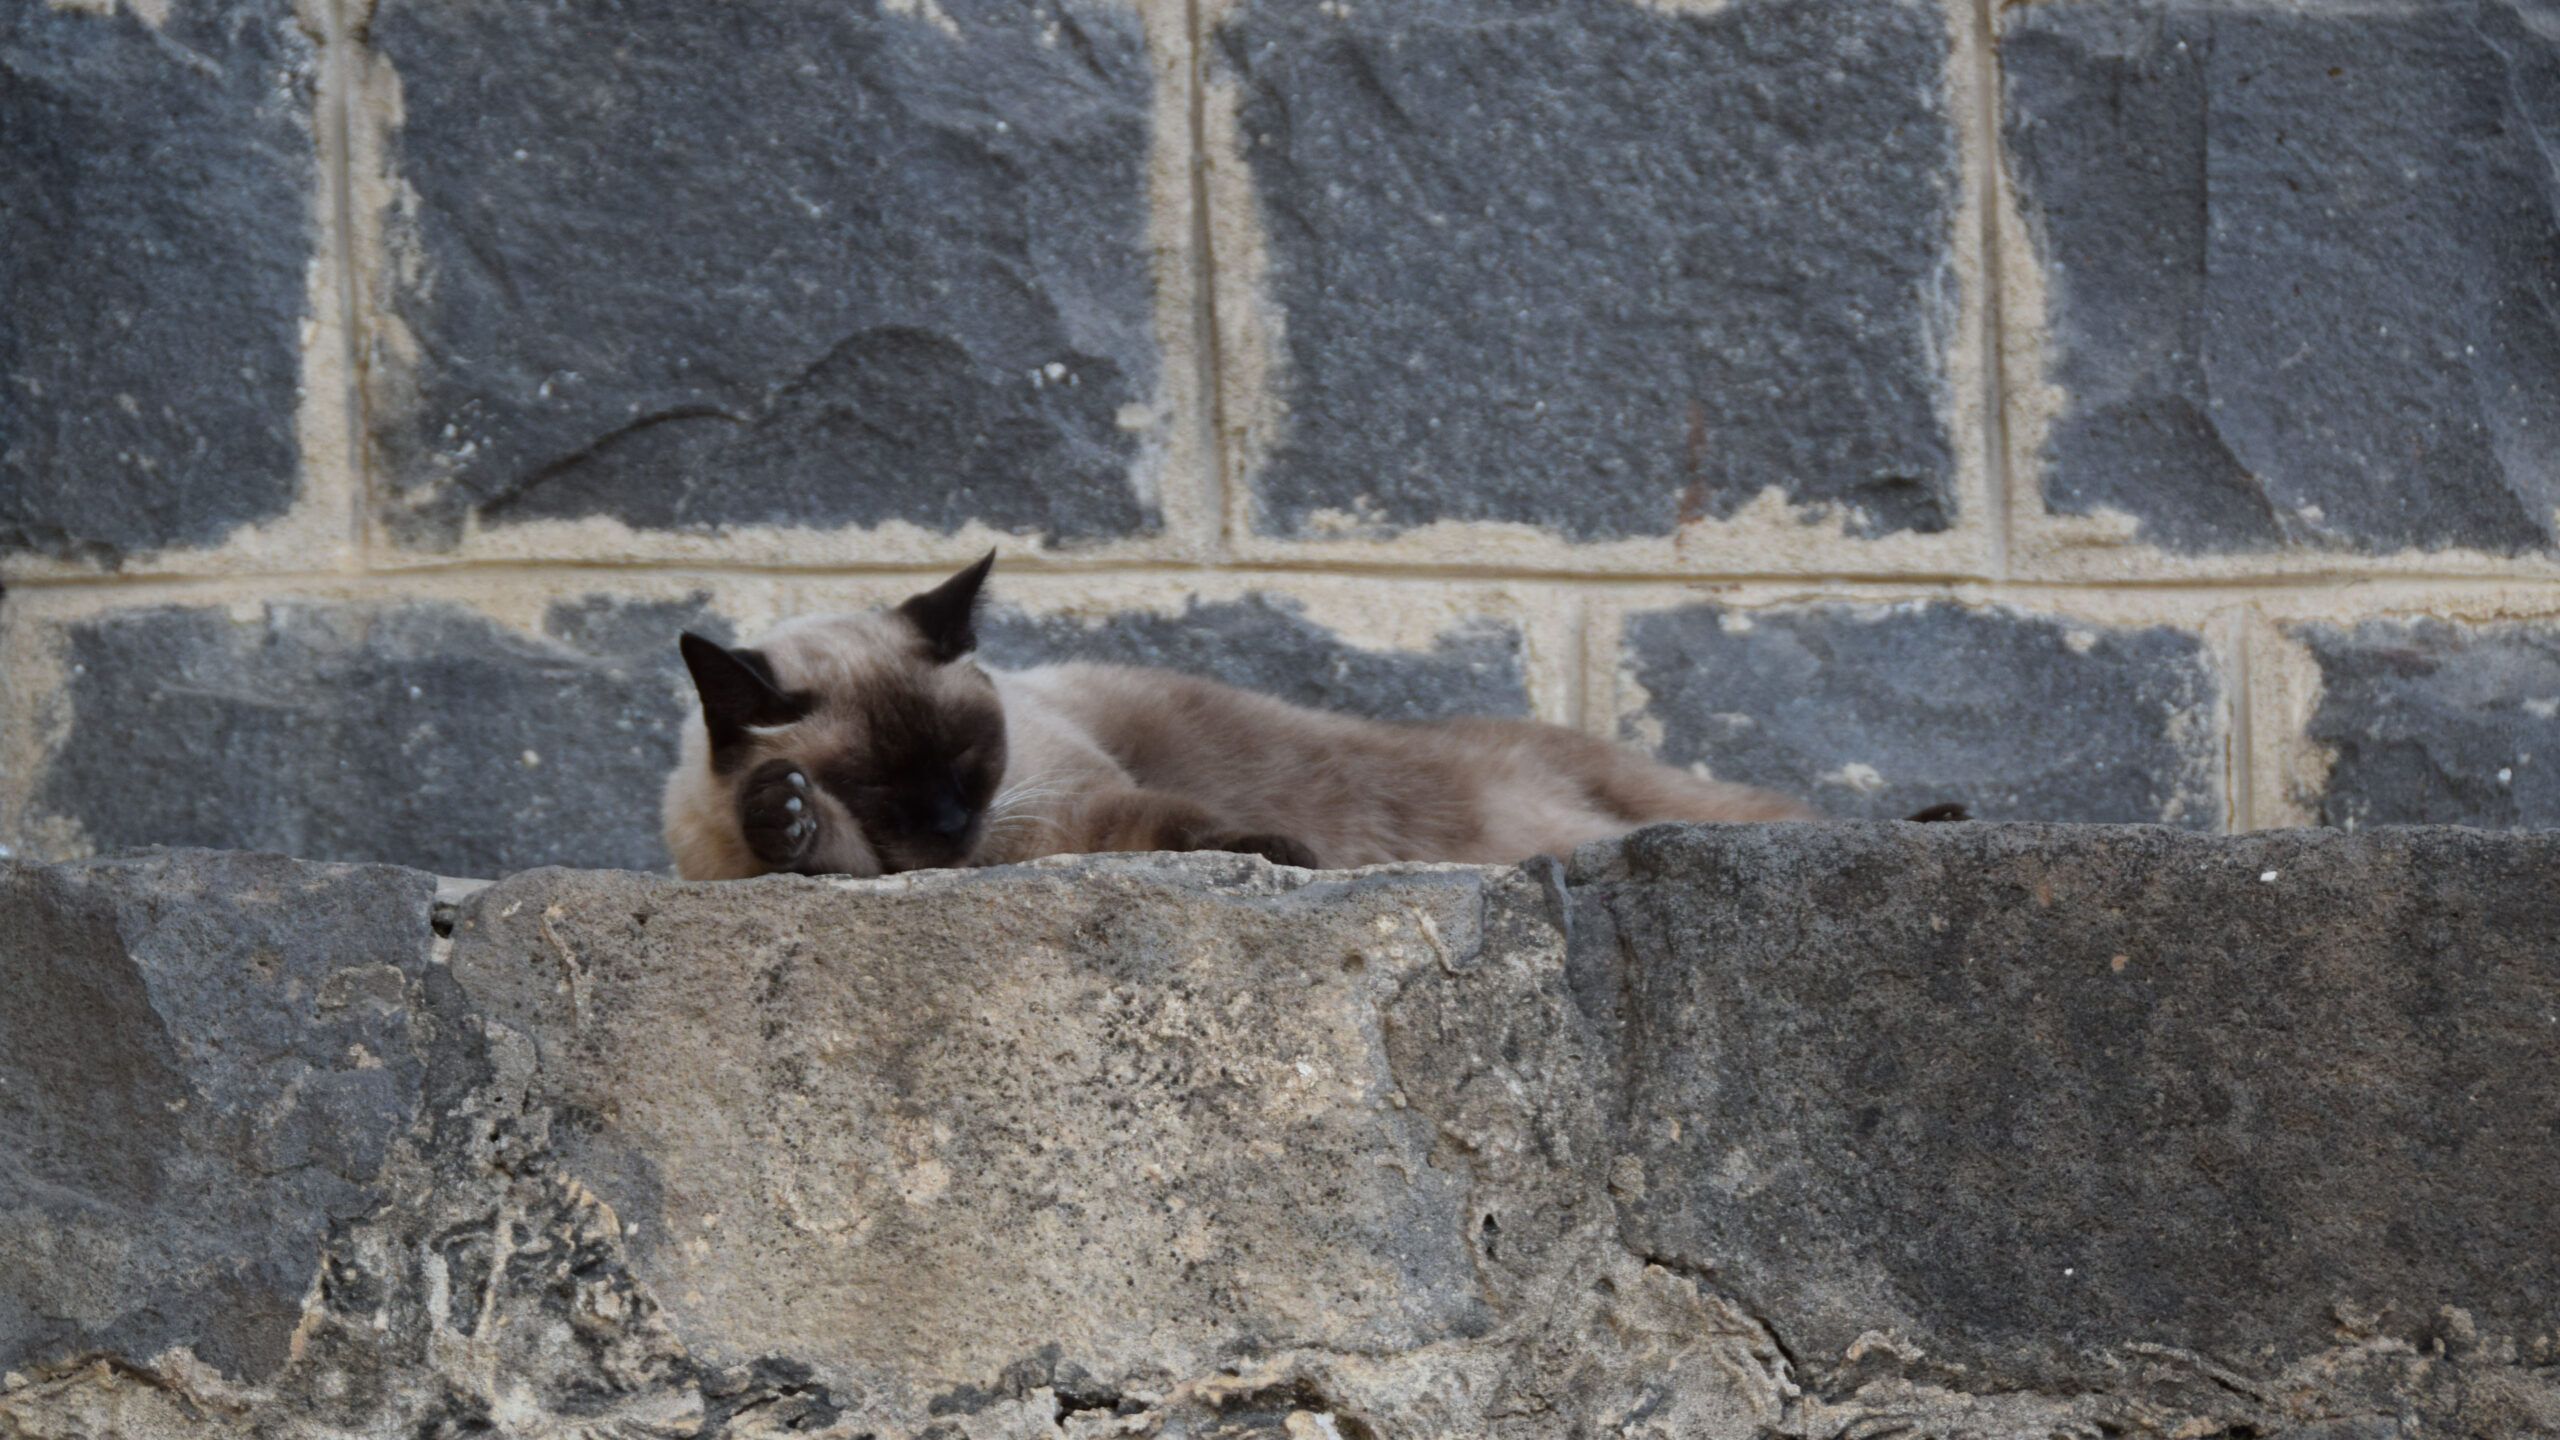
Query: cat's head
662 552 1008 879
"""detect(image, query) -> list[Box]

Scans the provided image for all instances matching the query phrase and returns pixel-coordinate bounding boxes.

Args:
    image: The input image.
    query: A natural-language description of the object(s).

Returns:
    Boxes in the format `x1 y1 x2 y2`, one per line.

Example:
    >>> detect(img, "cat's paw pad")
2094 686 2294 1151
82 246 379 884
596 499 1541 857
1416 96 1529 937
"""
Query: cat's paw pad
1213 832 1321 869
742 763 818 865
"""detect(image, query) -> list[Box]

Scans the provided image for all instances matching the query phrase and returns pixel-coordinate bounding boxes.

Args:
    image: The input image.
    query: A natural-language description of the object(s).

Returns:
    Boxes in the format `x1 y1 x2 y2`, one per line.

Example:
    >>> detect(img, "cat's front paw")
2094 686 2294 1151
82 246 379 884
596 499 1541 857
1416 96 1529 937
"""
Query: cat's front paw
1210 831 1321 869
741 761 819 867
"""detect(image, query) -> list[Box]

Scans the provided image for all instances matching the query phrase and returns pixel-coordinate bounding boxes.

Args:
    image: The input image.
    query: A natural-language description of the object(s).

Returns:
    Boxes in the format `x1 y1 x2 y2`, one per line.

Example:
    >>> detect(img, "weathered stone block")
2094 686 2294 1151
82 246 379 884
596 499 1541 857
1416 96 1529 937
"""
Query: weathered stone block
448 857 1604 1426
1586 823 2560 1393
368 0 1164 550
0 850 437 1380
2004 0 2560 558
1613 599 2225 824
17 595 720 875
978 592 1530 720
0 0 316 565
7 833 2560 1436
1221 0 1961 543
2290 616 2560 829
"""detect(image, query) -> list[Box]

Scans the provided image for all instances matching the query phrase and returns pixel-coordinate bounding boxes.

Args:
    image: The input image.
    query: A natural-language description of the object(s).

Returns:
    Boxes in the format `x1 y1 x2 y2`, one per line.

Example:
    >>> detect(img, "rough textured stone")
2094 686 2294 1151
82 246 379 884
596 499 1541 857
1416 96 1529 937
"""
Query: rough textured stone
2004 0 2560 556
7 833 2560 1437
0 850 436 1381
445 857 1605 1426
978 594 1530 720
1586 824 2560 1398
2293 616 2560 829
1222 0 1960 542
23 596 721 875
0 0 316 564
369 0 1160 548
1618 600 2224 825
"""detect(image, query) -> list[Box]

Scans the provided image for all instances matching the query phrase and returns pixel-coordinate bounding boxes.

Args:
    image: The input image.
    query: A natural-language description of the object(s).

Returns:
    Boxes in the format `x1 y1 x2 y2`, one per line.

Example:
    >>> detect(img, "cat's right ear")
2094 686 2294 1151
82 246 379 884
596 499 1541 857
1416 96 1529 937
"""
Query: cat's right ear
679 632 807 742
898 549 996 663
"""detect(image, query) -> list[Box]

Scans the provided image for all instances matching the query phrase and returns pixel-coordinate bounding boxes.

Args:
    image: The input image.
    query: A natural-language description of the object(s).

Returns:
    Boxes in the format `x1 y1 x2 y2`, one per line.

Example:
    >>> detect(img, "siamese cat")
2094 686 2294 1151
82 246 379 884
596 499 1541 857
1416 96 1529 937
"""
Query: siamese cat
663 554 1934 880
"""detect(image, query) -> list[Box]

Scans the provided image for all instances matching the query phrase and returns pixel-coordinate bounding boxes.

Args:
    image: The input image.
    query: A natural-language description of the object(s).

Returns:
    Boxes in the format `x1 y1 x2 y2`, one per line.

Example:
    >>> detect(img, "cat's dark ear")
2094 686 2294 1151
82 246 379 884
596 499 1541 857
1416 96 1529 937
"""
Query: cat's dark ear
898 549 996 663
679 632 805 741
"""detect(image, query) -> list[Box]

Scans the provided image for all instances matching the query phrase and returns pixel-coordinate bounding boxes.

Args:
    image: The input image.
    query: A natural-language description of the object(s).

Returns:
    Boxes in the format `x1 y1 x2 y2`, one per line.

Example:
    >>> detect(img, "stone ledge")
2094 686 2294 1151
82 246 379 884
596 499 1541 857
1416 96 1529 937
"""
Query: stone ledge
4 826 2557 1438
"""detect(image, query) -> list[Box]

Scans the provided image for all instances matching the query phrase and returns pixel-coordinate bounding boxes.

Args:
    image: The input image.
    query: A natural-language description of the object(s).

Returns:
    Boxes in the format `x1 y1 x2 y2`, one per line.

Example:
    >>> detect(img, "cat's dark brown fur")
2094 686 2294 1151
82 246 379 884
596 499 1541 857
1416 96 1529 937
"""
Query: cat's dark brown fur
662 554 1817 879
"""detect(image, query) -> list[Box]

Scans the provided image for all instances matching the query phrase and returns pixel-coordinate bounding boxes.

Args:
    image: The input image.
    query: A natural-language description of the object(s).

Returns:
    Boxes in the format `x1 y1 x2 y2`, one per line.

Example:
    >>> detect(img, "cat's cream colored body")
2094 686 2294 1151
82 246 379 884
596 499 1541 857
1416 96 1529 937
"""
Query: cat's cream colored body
964 663 1811 870
663 601 1812 880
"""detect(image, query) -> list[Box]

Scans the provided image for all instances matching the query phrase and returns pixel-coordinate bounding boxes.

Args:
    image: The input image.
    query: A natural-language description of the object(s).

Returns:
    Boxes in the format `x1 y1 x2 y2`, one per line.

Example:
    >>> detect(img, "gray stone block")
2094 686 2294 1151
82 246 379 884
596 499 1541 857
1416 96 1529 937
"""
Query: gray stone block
0 0 316 564
1585 823 2560 1391
2004 0 2560 556
2293 616 2560 829
1221 0 1960 542
977 593 1530 721
23 596 721 876
1617 600 2223 825
369 0 1161 548
0 850 437 1380
7 833 2560 1435
445 857 1599 1423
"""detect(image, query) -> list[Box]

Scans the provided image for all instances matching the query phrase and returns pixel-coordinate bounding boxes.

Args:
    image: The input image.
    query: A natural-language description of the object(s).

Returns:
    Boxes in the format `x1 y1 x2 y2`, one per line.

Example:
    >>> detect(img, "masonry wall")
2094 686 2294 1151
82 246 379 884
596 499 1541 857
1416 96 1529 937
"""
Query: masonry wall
6 0 2560 874
7 829 2560 1436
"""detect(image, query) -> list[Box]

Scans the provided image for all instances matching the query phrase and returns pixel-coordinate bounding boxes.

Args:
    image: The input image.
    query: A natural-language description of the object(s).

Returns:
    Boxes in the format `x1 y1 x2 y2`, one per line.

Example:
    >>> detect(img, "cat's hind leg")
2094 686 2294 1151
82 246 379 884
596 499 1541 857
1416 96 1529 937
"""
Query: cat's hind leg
1551 731 1817 825
1066 788 1321 868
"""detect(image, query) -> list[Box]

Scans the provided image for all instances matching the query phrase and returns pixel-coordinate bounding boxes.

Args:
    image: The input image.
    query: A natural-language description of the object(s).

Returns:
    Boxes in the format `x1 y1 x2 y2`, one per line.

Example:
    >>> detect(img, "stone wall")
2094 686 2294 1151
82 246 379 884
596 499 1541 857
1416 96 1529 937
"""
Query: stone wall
7 0 2560 873
6 827 2559 1437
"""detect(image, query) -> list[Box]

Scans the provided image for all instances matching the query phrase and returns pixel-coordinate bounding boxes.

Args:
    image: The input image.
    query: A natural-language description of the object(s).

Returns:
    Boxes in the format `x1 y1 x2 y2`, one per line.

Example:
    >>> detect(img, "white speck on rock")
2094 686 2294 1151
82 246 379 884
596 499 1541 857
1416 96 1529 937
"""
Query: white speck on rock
1820 762 1887 794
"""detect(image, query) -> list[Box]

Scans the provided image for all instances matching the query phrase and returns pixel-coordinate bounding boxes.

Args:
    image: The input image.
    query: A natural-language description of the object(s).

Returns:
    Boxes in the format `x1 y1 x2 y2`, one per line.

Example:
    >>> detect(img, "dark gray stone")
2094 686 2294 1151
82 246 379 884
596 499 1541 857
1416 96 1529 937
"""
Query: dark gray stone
0 850 437 1381
7 835 2560 1436
977 593 1530 721
25 596 723 875
1618 600 2223 825
2293 616 2560 829
1221 0 1960 542
1584 822 2560 1390
369 0 1160 548
2003 1 2560 555
0 0 316 564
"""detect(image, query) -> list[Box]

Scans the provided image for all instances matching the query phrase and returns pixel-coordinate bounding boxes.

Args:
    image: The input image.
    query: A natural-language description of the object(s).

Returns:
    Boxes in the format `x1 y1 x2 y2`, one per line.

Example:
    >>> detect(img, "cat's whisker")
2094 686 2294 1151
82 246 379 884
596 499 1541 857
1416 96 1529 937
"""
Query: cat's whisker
985 785 1069 821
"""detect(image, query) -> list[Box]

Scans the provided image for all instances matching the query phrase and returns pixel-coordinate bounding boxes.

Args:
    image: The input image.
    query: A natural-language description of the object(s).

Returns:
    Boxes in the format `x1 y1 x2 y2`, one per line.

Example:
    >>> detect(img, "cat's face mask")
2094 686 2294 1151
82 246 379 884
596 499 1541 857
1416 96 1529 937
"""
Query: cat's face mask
676 553 1008 876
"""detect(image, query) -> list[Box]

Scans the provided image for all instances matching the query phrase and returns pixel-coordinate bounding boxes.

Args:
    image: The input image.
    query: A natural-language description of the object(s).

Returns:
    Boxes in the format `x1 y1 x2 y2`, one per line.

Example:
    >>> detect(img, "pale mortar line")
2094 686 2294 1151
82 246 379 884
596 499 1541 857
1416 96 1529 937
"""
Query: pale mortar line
10 555 2560 600
1564 584 1593 734
325 0 372 566
2229 616 2257 831
1968 0 2013 581
1184 0 1231 563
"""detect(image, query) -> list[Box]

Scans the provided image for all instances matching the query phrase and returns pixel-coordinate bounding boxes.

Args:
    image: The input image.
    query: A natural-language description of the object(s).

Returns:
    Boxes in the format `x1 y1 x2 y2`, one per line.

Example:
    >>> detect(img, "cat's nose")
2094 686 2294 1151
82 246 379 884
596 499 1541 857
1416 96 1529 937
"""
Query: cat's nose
931 799 973 838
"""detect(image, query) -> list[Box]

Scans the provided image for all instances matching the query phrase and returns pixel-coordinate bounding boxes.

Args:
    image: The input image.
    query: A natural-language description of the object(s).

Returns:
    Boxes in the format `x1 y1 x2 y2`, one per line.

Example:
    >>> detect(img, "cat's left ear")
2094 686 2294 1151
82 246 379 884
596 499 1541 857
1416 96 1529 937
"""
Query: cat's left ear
899 549 995 663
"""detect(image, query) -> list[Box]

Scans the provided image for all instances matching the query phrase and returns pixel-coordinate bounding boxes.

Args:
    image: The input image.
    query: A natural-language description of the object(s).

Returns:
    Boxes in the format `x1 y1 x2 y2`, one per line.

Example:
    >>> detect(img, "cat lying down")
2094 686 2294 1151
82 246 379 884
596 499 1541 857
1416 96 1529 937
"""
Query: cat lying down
662 554 1960 879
